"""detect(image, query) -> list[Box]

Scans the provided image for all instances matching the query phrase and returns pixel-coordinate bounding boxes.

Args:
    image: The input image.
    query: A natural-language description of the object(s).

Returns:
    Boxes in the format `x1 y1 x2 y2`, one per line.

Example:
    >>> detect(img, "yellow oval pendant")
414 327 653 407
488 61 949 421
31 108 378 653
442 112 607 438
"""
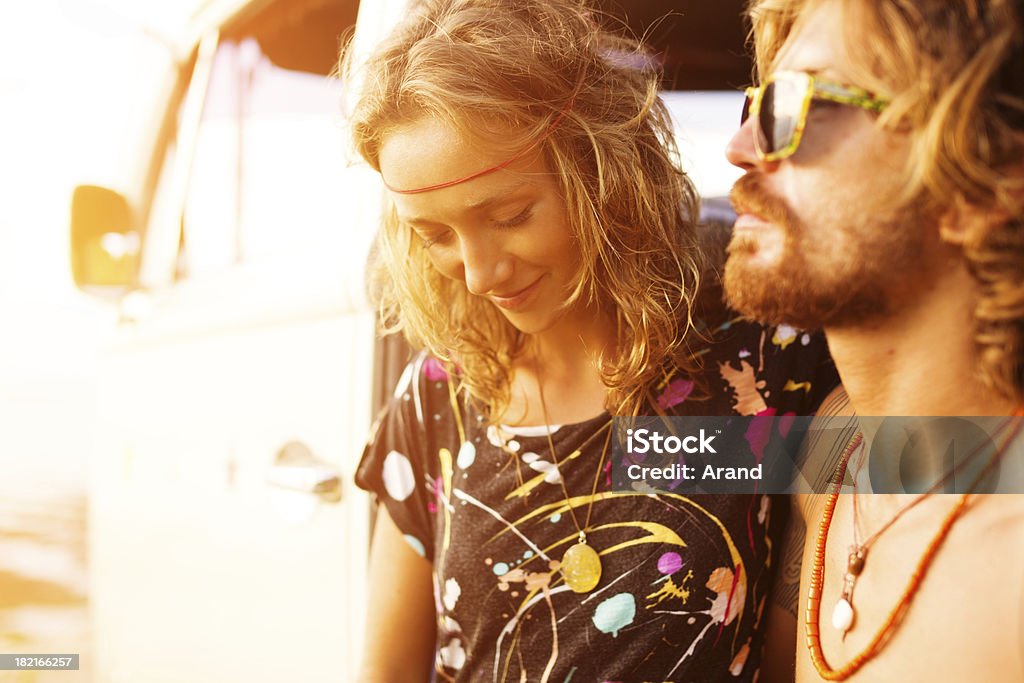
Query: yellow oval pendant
561 542 602 593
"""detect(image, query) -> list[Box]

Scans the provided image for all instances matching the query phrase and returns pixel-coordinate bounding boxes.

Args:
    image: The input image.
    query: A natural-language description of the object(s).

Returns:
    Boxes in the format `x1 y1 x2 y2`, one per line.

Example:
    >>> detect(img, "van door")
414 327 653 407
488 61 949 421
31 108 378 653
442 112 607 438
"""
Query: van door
90 1 386 681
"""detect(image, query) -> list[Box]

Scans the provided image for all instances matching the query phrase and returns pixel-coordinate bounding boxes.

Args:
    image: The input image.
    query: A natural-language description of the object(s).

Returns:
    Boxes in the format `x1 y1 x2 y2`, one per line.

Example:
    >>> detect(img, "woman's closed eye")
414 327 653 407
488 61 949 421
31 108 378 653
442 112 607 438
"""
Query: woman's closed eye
415 204 534 249
493 204 534 229
420 230 452 249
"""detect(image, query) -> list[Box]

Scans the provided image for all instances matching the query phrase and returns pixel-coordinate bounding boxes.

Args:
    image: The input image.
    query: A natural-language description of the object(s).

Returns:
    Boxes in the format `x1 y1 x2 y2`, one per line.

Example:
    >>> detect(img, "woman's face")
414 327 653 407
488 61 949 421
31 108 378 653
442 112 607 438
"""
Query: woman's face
378 117 582 336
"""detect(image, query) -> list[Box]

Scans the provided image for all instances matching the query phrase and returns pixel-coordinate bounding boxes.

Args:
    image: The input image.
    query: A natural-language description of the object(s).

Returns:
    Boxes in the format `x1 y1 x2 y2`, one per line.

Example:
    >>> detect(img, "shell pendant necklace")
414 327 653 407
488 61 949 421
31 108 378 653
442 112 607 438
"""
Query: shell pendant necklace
827 433 939 637
829 417 1014 637
808 410 1024 681
536 369 611 594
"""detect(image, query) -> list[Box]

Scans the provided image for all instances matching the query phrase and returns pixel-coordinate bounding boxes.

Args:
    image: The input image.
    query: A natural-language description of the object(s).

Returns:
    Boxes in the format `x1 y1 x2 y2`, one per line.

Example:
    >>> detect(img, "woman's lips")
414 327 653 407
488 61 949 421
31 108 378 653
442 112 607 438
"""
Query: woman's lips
489 276 544 311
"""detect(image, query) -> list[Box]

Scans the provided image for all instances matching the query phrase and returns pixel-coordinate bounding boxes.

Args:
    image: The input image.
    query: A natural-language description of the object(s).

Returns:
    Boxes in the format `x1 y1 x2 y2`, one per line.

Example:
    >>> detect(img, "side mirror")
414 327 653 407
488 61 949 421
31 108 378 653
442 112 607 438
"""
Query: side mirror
70 185 141 289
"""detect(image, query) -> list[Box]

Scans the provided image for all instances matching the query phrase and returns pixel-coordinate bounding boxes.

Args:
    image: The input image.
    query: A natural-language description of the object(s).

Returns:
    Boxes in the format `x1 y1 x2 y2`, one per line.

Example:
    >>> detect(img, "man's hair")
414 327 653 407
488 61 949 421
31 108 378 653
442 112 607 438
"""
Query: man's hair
343 0 704 417
748 0 1024 402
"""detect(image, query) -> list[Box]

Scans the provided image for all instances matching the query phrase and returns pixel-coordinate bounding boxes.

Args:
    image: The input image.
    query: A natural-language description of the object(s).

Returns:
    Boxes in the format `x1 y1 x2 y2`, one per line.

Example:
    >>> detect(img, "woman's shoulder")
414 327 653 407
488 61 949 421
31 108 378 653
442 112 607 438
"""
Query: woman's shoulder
362 351 466 453
392 351 457 410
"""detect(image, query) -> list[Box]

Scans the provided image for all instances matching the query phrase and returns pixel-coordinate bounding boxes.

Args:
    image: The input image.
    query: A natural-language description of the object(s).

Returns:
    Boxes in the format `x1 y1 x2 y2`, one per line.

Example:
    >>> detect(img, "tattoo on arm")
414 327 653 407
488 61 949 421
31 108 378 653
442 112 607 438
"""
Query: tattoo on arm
773 507 805 619
773 386 852 618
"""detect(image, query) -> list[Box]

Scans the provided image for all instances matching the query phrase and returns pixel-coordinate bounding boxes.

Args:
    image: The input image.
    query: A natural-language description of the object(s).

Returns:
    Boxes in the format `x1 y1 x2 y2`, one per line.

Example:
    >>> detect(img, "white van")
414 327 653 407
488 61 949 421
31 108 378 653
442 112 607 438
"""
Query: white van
69 1 747 681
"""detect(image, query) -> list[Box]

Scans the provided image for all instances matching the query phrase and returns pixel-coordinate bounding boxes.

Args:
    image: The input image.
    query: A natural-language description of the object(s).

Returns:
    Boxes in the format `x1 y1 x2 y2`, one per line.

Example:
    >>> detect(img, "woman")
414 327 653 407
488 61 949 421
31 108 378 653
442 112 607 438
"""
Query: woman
350 1 835 680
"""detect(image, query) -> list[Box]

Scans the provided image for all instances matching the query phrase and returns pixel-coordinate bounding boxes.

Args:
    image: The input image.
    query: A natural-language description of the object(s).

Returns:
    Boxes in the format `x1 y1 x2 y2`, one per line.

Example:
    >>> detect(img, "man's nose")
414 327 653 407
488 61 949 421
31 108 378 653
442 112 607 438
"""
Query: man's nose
726 115 768 172
461 236 513 296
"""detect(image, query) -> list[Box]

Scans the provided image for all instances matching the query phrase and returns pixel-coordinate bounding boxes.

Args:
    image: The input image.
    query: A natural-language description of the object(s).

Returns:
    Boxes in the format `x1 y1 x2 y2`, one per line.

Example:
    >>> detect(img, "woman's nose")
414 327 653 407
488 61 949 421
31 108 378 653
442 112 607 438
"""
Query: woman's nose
460 236 513 296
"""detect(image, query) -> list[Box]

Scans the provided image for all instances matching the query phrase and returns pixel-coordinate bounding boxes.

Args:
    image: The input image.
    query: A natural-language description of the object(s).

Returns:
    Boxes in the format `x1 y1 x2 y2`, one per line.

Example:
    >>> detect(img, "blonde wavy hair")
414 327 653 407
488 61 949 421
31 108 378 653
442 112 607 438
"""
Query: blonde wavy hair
343 0 705 417
748 0 1024 403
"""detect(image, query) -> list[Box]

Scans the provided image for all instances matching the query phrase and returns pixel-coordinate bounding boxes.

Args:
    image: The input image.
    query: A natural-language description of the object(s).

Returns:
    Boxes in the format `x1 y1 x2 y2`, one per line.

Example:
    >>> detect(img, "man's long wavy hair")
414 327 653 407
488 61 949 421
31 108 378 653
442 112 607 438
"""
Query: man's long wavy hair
749 0 1024 403
342 0 704 418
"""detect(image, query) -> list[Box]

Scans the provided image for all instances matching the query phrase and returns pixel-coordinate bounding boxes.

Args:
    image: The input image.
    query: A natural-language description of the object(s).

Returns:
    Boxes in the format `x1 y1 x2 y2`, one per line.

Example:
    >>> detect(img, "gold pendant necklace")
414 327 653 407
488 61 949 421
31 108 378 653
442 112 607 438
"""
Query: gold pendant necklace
536 369 611 594
560 530 602 593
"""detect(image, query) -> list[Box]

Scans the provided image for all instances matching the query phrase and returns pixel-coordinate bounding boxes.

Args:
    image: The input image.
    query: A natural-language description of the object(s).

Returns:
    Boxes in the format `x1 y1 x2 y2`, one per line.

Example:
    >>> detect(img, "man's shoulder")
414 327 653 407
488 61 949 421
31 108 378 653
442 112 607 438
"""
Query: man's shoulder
970 494 1024 541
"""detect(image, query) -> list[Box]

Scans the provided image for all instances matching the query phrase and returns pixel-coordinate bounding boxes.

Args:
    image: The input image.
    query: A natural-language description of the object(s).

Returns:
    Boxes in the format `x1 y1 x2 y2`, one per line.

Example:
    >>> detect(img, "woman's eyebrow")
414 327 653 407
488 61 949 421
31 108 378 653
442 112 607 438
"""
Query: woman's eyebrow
463 180 531 211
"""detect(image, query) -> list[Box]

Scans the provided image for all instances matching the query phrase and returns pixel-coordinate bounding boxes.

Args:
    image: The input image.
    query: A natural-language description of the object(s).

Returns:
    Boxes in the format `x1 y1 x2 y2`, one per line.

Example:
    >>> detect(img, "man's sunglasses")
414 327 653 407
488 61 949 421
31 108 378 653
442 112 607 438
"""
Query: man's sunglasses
741 70 889 162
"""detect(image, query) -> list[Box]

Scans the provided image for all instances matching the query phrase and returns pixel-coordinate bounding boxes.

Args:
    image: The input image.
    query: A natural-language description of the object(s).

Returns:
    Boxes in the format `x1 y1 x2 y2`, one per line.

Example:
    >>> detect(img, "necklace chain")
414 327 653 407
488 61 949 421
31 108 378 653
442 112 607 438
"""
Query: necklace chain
840 427 973 629
533 363 614 594
807 413 1024 680
536 372 611 541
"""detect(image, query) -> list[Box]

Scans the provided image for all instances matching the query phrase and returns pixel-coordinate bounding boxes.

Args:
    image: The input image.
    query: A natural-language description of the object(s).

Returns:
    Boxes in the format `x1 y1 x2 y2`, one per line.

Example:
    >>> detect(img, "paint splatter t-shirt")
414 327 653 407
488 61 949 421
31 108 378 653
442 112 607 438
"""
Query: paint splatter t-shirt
356 316 837 682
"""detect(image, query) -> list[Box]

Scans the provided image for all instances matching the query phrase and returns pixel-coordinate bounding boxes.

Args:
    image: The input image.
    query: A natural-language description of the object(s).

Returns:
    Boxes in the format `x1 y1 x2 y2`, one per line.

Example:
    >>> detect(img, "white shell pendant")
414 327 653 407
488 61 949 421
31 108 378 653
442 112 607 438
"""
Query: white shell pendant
561 542 602 593
831 597 855 633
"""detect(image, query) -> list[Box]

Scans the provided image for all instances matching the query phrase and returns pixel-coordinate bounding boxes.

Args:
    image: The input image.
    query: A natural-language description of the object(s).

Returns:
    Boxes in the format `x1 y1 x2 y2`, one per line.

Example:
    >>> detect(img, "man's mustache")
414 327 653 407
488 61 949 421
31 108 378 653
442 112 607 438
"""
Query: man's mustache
729 174 799 230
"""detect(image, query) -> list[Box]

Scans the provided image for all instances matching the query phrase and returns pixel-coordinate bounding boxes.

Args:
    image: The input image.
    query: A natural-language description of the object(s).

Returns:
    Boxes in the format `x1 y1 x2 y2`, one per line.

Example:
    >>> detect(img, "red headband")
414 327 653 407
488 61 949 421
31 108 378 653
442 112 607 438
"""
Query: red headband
381 99 575 195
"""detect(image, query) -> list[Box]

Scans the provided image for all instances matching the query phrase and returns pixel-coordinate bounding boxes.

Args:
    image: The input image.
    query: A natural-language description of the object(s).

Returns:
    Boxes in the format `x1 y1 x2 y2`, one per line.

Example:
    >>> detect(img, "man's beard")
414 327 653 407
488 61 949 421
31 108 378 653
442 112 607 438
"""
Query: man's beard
723 173 929 330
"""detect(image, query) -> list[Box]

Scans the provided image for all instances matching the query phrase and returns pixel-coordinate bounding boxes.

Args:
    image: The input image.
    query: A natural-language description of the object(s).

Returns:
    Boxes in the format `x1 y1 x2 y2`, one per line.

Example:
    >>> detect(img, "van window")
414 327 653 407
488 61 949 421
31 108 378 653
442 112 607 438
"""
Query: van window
177 0 360 280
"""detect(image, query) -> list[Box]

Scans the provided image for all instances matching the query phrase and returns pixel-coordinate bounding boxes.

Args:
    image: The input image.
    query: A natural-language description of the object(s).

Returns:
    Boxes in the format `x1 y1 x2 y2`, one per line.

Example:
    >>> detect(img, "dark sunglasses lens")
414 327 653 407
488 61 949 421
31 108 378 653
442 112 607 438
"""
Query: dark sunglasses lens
758 76 804 156
741 94 752 125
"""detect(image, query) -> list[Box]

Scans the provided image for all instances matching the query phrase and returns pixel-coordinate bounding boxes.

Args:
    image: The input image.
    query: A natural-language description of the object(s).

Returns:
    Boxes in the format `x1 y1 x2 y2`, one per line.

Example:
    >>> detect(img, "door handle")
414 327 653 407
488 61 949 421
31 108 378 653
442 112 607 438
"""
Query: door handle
266 441 342 503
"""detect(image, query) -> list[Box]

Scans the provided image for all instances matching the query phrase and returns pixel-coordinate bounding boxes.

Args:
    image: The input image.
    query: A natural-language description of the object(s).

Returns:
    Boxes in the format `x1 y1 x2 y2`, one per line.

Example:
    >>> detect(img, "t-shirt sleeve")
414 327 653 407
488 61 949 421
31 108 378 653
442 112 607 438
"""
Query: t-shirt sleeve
355 357 437 561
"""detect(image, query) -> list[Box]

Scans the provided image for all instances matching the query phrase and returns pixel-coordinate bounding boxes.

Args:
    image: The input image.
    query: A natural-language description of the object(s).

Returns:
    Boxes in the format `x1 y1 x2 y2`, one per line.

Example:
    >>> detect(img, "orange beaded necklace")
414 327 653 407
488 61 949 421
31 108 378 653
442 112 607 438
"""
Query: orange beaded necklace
805 411 1024 681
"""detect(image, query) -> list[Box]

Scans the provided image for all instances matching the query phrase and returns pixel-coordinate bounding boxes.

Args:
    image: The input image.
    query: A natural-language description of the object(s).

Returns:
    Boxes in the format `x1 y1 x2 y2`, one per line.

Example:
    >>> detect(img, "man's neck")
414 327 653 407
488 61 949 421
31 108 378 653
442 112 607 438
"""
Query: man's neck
825 260 1016 417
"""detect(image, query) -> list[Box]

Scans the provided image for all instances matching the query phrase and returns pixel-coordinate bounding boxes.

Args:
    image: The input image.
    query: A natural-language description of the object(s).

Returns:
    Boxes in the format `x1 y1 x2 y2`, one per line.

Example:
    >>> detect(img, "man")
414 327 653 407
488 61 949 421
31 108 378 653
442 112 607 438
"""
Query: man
723 0 1024 680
